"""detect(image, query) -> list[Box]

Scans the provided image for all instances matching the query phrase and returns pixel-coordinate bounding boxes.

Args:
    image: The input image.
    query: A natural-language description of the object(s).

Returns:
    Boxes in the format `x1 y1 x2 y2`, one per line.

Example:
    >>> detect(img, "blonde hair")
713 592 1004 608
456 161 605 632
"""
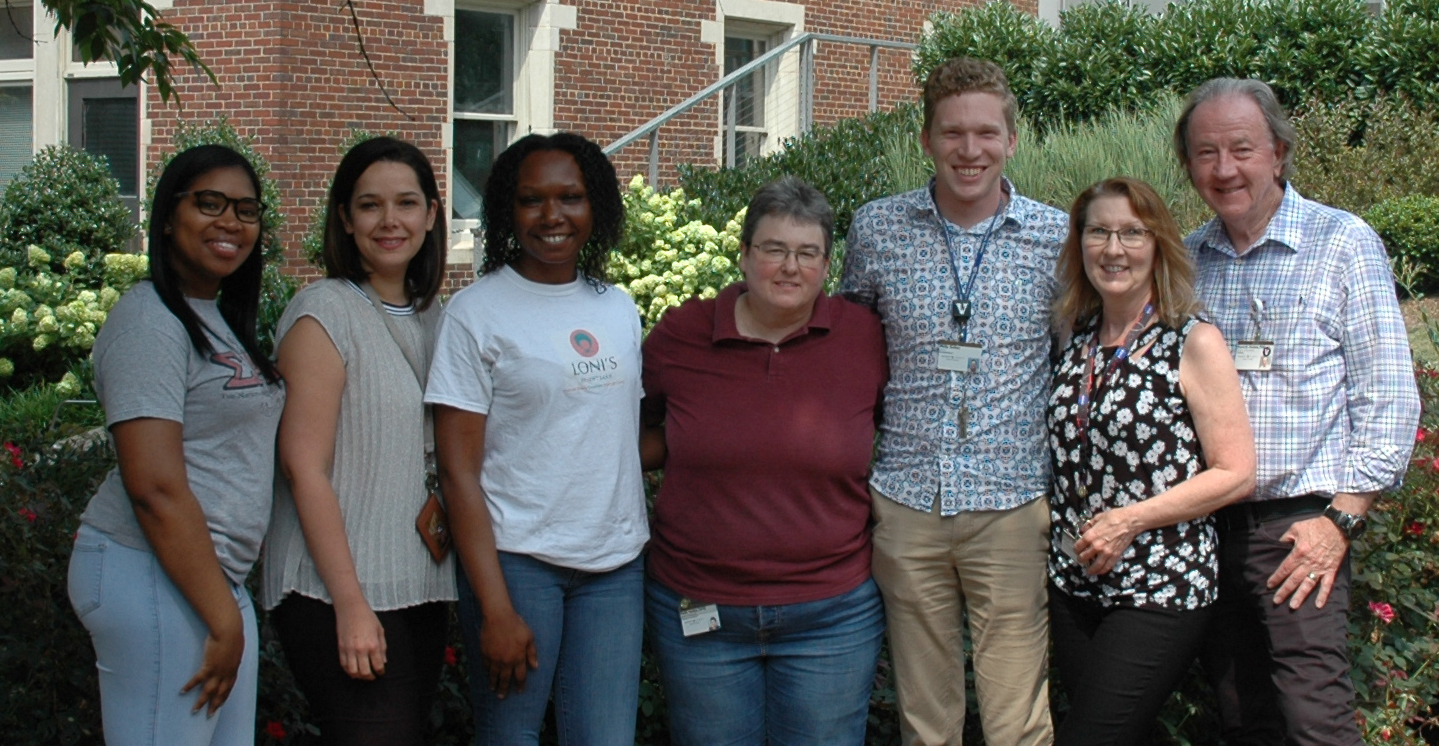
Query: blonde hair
1054 177 1201 331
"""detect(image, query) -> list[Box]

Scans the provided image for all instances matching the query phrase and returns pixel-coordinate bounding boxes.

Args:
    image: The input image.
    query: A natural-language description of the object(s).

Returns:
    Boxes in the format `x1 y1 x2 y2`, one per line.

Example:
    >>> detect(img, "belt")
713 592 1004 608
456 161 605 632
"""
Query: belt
1215 494 1330 533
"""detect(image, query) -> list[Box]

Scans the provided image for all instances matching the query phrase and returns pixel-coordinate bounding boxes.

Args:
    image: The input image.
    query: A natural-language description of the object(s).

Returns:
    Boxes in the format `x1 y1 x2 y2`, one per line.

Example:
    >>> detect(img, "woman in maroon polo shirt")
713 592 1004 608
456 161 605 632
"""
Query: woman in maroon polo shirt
640 176 889 745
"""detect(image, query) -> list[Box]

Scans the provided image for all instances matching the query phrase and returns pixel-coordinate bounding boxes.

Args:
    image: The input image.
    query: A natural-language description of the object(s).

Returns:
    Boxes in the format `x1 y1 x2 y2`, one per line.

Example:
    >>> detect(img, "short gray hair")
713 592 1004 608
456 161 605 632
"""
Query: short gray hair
740 176 836 255
1173 78 1297 181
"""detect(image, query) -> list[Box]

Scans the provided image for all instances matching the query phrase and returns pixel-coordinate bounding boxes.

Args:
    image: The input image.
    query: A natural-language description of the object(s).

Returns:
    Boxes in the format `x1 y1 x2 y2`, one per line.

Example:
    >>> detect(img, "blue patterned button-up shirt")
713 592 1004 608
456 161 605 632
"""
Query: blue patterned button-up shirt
842 182 1068 515
1188 186 1420 501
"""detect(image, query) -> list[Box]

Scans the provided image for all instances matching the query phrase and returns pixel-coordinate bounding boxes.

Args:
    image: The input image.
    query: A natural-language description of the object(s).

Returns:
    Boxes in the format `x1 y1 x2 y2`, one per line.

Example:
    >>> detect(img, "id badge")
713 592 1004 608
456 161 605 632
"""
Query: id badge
1234 340 1274 371
937 341 983 373
679 600 721 637
1058 530 1081 564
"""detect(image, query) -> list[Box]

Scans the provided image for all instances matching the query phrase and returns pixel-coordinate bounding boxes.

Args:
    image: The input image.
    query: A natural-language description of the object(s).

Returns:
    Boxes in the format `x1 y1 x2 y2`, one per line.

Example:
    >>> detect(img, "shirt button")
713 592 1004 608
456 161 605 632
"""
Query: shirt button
773 346 780 353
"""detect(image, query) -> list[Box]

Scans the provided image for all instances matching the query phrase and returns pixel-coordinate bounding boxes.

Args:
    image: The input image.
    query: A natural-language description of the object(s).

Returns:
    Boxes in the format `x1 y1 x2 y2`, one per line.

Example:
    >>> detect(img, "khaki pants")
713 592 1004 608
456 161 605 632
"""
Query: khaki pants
871 489 1053 746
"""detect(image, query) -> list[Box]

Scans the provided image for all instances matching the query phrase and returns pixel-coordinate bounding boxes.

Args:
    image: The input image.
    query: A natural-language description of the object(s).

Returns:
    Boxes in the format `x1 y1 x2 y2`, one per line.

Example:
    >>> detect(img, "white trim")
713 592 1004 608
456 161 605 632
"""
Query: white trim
712 0 803 162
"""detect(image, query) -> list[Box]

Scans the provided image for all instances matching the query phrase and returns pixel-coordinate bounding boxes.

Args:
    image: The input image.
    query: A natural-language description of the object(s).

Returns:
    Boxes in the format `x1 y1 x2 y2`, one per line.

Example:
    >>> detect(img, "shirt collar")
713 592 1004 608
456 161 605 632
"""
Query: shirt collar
908 177 1026 232
712 281 833 344
1194 183 1304 258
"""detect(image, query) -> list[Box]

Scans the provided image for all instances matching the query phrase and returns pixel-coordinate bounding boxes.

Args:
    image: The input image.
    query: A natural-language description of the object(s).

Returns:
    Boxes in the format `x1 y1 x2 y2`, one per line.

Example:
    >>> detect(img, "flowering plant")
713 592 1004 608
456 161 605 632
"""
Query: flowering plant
611 176 743 329
0 248 147 389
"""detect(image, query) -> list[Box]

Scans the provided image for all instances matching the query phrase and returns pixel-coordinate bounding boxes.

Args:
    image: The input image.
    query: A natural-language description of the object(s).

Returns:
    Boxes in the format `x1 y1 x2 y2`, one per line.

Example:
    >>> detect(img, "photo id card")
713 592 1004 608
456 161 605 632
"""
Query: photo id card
1058 530 1081 564
1234 340 1275 371
679 601 721 637
937 342 983 373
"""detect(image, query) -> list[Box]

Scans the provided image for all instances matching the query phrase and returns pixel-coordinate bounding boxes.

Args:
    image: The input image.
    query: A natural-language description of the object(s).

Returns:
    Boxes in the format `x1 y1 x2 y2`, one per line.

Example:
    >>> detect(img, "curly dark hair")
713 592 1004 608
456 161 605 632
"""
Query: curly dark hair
479 132 623 288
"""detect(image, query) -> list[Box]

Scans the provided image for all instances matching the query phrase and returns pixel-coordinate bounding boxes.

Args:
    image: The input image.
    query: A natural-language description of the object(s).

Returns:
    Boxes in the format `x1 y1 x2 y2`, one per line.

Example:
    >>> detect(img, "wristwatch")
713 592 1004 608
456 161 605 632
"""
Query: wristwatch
1322 504 1368 540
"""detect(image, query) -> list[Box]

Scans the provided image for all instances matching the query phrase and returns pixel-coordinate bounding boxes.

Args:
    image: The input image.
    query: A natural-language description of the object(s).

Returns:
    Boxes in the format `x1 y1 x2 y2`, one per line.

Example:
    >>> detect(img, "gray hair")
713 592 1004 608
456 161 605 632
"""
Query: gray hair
740 176 836 255
1173 78 1297 181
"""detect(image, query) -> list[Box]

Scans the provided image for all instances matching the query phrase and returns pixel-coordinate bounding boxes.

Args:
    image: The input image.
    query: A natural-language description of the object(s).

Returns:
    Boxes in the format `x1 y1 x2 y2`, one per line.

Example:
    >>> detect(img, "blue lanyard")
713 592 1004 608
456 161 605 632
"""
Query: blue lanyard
932 188 1006 341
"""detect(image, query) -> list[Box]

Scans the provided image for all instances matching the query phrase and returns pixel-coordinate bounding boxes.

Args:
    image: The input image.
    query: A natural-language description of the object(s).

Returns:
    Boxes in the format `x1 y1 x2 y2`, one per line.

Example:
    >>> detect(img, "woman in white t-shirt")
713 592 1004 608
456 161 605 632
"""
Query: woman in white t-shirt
67 145 285 746
426 133 647 745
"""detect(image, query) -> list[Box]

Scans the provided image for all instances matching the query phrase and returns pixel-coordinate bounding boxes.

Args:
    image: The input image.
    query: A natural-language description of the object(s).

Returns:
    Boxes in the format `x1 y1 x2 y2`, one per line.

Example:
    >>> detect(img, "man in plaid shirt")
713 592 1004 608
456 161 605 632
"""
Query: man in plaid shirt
1175 78 1420 746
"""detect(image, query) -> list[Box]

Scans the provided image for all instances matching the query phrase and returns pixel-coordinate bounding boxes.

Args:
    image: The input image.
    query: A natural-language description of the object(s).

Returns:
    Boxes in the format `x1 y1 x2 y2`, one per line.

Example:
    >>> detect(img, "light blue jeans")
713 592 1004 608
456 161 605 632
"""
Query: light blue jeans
456 552 644 746
67 523 259 746
645 577 886 746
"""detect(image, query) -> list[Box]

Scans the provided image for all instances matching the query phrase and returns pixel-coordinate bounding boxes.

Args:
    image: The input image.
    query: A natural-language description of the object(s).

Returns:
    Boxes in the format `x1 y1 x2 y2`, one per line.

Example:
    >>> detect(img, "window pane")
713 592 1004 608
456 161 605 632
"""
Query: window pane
724 36 765 128
453 119 507 220
0 5 33 60
0 85 31 188
455 10 513 115
81 96 138 196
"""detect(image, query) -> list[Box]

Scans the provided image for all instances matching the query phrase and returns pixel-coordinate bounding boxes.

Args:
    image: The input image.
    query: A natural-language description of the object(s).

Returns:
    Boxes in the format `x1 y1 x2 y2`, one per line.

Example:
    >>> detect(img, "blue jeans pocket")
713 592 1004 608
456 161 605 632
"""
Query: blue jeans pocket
68 531 106 618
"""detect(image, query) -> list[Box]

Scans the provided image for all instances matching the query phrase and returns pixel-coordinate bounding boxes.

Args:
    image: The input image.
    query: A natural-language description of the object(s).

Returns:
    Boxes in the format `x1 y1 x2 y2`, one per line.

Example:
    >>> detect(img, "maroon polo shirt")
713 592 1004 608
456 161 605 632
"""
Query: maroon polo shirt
641 282 888 605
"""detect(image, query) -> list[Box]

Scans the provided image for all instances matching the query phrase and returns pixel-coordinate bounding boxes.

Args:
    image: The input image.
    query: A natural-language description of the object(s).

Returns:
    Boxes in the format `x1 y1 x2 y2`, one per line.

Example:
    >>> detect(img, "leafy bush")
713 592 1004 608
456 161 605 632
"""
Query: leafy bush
1291 94 1439 217
883 94 1210 231
0 250 148 388
913 0 1436 132
1366 197 1439 292
0 145 138 288
612 176 743 328
0 385 111 745
676 105 913 239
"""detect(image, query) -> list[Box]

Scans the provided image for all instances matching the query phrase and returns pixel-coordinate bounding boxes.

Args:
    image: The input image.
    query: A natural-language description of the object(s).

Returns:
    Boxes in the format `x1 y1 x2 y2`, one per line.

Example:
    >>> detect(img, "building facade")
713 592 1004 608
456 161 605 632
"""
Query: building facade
2 0 1032 279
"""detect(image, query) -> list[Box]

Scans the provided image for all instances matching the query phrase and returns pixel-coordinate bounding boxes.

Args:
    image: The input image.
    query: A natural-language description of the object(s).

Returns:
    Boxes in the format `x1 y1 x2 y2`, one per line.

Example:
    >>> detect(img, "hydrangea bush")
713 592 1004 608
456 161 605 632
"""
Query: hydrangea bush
0 248 147 389
611 175 743 328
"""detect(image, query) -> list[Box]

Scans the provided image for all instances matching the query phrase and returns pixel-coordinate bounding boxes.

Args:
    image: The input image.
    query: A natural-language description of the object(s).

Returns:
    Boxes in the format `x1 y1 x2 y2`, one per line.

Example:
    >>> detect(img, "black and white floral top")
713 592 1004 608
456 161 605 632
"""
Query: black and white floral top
1047 315 1218 610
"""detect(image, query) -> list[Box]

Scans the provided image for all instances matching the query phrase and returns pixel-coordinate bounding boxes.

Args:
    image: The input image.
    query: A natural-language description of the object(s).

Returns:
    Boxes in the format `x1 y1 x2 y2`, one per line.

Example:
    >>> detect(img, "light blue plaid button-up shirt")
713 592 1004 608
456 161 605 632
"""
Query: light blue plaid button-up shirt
1187 185 1420 502
842 181 1068 515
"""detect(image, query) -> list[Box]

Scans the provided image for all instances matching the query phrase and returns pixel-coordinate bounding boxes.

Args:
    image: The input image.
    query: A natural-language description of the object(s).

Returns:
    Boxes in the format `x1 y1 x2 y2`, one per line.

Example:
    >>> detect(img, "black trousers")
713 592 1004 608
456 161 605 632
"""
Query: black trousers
1202 506 1363 746
1049 584 1213 746
272 594 449 746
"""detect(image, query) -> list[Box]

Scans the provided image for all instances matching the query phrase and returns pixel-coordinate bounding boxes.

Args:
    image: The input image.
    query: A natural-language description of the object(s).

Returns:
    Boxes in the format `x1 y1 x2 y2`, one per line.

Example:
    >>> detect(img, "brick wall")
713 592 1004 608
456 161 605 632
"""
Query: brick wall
148 1 447 283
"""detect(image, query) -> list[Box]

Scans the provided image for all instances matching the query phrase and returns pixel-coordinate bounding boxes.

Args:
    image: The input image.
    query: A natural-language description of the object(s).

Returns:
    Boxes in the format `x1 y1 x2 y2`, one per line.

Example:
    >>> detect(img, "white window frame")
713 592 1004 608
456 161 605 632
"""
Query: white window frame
702 0 804 165
428 0 573 261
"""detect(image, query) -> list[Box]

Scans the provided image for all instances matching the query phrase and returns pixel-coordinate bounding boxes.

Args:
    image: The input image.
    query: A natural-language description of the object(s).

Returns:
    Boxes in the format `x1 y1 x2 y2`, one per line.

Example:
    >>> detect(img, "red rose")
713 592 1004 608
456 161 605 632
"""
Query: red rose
18 507 36 523
264 720 286 740
444 645 458 666
1419 427 1432 442
1406 521 1426 537
3 442 21 469
1369 601 1396 624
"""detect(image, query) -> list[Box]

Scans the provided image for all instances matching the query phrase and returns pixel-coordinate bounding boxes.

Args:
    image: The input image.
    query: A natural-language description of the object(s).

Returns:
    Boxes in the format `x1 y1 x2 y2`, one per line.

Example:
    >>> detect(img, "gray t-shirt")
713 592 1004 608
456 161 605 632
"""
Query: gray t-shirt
80 281 285 584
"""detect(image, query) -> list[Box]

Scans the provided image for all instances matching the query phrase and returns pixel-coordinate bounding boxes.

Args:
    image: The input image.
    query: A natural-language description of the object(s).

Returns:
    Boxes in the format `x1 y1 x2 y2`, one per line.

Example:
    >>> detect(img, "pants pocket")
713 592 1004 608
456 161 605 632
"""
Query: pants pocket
68 532 106 618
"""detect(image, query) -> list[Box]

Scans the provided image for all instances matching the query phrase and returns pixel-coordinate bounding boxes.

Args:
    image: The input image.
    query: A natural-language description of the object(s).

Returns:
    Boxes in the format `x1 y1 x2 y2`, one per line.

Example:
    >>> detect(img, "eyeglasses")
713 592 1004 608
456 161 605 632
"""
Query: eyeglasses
177 190 266 224
751 245 828 269
1081 226 1153 249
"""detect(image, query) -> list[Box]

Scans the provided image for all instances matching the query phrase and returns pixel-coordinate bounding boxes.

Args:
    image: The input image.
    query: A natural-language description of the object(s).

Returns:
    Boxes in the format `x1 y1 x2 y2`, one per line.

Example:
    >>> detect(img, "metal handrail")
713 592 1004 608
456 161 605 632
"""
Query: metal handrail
603 32 916 184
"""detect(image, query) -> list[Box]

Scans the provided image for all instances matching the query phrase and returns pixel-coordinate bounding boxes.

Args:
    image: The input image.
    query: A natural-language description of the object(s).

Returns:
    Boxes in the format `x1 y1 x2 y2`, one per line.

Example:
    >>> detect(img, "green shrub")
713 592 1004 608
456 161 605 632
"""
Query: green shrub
0 250 148 389
914 0 1433 132
0 385 111 745
1291 94 1439 216
676 105 913 239
1366 196 1439 291
0 145 138 288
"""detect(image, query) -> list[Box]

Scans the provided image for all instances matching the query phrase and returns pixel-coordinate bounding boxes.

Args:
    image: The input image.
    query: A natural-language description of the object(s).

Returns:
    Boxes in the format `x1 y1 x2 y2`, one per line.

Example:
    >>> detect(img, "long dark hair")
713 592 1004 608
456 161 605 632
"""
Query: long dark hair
479 132 623 288
148 144 280 383
322 136 446 309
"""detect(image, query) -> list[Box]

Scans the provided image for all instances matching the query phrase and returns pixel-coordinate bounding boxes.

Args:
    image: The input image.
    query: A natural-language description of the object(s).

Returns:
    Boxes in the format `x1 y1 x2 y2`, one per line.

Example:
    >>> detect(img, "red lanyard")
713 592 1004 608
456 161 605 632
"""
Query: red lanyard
1074 303 1155 499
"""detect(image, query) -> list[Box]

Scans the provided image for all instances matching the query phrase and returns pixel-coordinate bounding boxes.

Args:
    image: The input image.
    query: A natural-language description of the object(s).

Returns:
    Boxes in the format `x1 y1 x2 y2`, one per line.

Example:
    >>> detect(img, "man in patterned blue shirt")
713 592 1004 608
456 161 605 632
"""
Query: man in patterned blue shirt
1175 78 1420 746
841 57 1067 746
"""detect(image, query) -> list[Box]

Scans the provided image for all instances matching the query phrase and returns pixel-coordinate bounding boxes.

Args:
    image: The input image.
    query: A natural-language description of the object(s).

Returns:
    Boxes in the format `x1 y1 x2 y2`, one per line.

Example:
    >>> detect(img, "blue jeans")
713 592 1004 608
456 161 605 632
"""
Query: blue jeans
67 524 260 746
645 577 886 746
456 552 644 746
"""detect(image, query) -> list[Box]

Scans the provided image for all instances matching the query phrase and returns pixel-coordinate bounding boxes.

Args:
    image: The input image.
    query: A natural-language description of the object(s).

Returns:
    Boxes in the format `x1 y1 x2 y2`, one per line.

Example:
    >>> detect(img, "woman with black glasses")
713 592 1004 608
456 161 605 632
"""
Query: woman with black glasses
67 145 284 746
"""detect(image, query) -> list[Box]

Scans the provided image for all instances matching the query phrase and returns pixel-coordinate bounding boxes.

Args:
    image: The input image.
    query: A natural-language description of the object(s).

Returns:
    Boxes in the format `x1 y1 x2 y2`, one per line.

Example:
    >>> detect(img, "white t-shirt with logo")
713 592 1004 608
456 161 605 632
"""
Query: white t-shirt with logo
425 266 648 572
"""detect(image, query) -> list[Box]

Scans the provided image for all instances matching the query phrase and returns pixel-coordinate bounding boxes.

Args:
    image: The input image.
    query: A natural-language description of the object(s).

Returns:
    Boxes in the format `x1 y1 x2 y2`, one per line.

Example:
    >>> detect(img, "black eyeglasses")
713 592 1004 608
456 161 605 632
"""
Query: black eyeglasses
176 190 266 224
